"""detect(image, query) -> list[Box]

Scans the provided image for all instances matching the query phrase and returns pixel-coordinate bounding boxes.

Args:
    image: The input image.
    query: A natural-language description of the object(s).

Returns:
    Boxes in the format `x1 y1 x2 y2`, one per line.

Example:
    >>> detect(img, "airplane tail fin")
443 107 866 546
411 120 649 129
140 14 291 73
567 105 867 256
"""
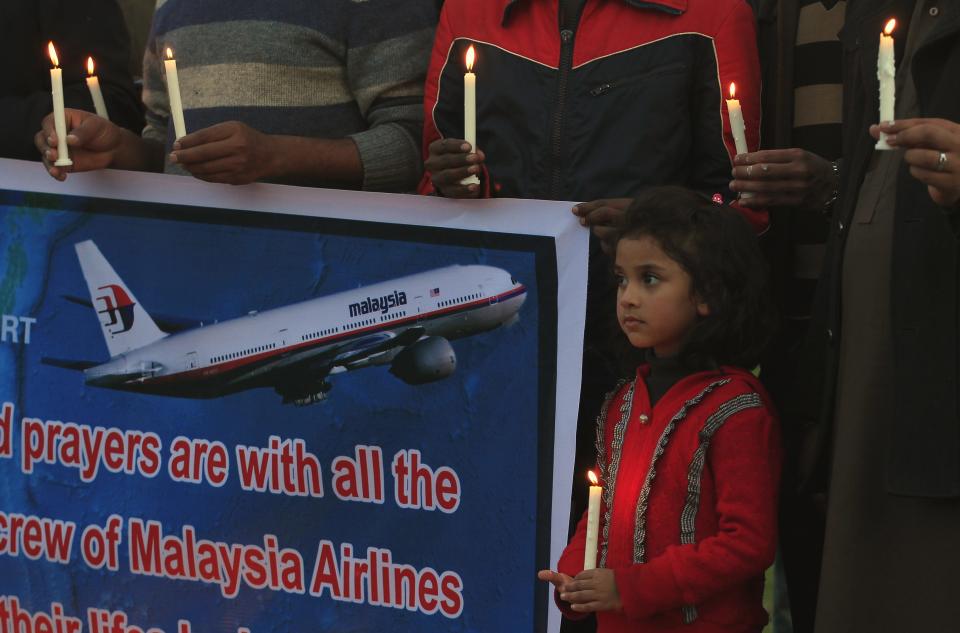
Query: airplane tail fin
75 240 167 358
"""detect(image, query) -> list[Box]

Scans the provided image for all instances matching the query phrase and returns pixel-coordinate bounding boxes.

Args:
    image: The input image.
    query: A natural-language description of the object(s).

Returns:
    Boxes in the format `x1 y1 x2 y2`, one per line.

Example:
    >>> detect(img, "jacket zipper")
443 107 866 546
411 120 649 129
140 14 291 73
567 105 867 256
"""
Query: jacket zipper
548 4 586 200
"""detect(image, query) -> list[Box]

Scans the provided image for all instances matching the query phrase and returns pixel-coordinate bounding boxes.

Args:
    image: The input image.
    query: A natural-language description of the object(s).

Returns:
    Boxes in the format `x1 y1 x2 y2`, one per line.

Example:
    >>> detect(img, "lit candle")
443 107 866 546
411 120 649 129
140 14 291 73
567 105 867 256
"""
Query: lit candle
47 42 72 167
461 44 479 186
584 470 602 571
726 82 749 157
726 83 752 199
163 47 187 140
85 57 109 120
876 19 897 151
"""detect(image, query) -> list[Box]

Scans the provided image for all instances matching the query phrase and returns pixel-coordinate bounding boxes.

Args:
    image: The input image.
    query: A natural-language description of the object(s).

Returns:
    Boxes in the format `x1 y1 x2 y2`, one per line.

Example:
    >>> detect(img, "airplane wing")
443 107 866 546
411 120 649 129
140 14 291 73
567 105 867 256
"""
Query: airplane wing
329 326 424 369
241 326 425 404
41 357 100 371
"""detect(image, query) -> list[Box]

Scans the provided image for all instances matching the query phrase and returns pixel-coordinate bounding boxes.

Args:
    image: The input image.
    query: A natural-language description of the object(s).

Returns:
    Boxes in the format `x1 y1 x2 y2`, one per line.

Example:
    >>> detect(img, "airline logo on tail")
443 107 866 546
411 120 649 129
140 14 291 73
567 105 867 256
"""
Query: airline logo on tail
75 240 167 358
96 284 136 333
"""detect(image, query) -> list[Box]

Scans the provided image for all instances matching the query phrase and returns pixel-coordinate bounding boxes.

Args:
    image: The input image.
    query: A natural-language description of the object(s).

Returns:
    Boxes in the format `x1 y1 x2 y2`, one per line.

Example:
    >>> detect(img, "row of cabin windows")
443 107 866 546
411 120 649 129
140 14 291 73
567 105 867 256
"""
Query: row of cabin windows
211 342 276 364
439 292 482 308
303 326 340 341
298 309 412 345
346 317 376 330
220 308 421 364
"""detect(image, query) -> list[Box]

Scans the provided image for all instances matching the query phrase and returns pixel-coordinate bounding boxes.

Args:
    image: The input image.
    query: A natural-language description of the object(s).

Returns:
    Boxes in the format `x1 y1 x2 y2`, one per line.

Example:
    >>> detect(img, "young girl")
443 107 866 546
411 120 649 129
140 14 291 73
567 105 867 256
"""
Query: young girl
540 186 781 633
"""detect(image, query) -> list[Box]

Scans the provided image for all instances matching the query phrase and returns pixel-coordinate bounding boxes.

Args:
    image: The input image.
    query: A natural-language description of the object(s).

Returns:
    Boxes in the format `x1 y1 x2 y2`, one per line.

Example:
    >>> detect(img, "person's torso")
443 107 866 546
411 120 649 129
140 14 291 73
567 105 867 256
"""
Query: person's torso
146 0 367 141
595 368 771 632
432 0 749 200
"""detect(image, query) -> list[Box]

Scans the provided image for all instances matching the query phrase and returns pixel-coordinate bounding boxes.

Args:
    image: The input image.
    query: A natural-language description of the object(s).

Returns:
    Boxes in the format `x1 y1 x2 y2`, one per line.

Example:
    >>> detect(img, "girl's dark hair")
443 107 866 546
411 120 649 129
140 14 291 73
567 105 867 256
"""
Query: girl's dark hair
613 186 776 370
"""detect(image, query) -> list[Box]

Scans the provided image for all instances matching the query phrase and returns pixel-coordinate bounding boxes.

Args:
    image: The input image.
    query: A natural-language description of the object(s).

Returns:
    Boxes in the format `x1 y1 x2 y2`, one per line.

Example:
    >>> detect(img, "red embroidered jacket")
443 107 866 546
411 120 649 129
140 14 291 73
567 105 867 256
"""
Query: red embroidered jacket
557 366 781 632
419 0 766 230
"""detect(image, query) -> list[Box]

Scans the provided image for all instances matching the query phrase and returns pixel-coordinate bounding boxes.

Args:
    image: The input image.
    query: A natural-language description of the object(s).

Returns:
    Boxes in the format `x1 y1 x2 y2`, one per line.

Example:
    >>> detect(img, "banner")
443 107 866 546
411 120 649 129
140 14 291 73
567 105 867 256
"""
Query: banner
0 158 588 633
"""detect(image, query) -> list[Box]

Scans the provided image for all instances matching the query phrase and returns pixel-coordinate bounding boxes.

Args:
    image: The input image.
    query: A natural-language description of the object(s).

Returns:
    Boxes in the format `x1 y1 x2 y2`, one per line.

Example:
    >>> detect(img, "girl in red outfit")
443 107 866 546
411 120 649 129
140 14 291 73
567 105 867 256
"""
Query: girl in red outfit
540 187 781 633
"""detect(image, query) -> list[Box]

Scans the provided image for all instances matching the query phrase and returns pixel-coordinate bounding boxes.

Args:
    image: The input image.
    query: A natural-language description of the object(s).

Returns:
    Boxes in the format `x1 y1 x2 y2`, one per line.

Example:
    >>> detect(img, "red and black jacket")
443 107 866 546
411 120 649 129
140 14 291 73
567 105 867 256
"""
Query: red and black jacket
420 0 764 222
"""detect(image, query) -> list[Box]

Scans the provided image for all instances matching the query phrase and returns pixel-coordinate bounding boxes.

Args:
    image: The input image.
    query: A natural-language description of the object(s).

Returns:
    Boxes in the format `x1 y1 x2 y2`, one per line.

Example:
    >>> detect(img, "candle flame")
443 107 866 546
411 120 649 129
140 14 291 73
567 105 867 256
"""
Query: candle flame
884 19 897 36
729 82 737 99
166 47 175 60
466 45 475 72
87 56 95 76
47 42 60 68
587 470 599 486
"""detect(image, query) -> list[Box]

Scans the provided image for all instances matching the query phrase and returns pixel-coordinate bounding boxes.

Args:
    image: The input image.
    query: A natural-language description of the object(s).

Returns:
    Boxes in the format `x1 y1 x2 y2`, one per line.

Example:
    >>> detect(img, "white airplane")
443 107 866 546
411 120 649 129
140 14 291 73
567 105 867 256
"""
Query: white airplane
45 241 527 406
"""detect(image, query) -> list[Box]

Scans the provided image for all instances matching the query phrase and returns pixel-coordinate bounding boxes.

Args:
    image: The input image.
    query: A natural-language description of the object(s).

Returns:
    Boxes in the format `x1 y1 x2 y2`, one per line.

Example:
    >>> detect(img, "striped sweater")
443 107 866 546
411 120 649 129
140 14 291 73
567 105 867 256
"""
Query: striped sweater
141 0 437 191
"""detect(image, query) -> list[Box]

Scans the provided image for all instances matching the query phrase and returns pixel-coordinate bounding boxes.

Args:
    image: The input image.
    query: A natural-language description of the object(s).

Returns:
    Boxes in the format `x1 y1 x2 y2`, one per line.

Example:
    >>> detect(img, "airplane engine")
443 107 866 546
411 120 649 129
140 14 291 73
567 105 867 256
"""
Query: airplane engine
389 337 457 385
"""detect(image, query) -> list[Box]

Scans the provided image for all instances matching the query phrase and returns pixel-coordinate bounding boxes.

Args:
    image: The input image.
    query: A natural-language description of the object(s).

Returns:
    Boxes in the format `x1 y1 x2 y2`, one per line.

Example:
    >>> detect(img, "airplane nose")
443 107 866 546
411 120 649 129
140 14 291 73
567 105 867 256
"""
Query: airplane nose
506 286 527 315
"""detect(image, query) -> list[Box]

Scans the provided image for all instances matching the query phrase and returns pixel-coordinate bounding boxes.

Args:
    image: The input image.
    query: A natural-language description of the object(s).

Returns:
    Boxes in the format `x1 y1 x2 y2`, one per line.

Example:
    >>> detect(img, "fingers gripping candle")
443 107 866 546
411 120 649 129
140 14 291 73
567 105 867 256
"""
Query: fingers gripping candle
164 47 187 140
584 470 602 571
461 44 480 186
47 42 72 167
86 57 109 120
876 19 897 150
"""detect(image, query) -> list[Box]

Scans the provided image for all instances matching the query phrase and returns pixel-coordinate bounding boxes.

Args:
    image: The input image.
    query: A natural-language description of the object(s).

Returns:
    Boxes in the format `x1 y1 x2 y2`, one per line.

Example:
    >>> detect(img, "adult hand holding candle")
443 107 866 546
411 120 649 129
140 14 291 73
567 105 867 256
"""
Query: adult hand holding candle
584 470 602 571
85 57 110 120
164 47 187 140
876 19 897 150
461 44 480 186
47 42 72 167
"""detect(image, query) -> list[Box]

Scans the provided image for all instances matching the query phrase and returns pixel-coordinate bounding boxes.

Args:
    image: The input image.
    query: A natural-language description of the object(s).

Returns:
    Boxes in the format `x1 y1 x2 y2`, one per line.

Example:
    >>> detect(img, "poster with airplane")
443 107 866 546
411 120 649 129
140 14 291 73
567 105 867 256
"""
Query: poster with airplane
0 159 588 633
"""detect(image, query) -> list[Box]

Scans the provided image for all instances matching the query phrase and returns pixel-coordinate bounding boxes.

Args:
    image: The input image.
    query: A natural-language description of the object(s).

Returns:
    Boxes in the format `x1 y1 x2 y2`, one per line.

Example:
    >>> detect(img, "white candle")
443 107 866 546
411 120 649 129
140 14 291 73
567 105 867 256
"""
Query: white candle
725 83 749 156
85 57 109 120
163 47 187 140
876 19 897 150
47 42 72 167
726 83 752 199
461 45 480 186
584 471 602 571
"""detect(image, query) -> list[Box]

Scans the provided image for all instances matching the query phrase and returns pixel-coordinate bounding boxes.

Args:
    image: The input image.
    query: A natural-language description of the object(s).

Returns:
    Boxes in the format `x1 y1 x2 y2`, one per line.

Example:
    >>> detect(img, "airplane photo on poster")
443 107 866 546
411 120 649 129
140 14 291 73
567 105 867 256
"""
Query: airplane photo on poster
44 241 527 406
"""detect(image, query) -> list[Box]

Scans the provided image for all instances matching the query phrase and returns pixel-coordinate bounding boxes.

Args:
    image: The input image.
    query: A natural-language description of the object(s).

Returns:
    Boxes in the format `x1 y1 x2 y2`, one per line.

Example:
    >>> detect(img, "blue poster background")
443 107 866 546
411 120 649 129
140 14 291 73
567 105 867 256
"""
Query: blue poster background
0 188 556 633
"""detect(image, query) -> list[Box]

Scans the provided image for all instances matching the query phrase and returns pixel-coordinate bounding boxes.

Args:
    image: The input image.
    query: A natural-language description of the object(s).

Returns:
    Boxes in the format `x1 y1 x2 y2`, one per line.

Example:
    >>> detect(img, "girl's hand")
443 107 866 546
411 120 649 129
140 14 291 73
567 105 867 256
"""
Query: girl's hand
537 569 574 593
872 118 960 207
558 568 623 613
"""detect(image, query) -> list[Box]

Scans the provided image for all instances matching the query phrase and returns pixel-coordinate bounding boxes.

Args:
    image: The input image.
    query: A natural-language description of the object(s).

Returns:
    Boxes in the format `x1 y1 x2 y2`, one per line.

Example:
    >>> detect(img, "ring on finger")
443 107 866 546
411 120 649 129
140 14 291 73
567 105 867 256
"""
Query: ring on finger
761 163 770 174
937 151 948 172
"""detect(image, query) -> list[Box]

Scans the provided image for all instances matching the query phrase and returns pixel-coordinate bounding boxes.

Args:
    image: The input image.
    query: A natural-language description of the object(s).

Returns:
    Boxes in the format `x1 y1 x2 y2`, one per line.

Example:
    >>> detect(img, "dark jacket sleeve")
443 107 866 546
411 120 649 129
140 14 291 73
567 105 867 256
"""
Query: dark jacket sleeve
417 2 493 197
691 0 768 232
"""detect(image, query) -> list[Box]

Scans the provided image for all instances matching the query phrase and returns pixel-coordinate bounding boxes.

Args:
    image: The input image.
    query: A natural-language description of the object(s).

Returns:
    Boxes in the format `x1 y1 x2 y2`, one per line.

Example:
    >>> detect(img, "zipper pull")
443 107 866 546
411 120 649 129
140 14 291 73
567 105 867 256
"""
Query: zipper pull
560 29 573 44
590 83 612 97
